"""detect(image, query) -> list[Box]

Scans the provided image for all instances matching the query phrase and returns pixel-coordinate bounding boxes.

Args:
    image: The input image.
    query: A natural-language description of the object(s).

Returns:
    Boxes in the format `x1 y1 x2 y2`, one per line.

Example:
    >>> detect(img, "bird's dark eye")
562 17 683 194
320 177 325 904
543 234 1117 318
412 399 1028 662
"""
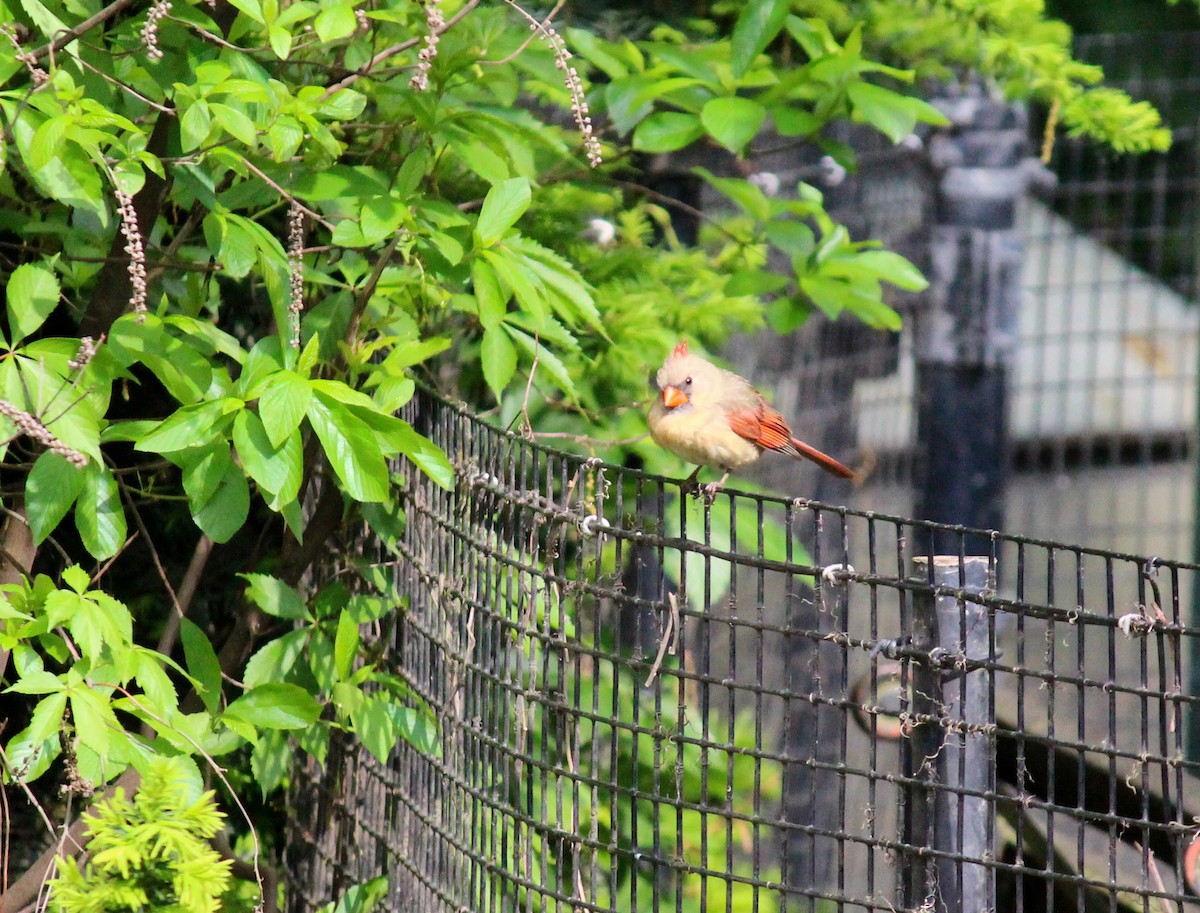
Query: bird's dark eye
648 369 660 390
684 376 692 386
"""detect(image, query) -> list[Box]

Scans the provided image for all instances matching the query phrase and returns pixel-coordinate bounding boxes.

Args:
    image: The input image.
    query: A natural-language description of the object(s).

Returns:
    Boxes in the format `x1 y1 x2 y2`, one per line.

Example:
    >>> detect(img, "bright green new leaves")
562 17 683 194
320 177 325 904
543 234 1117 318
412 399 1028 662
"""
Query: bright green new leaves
242 572 310 620
475 177 532 247
847 82 948 143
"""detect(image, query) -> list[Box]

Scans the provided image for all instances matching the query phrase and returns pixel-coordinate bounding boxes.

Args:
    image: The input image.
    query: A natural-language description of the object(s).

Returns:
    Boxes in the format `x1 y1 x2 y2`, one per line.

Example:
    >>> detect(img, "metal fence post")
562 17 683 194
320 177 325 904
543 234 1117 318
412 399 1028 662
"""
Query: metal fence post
903 555 994 913
916 83 1028 553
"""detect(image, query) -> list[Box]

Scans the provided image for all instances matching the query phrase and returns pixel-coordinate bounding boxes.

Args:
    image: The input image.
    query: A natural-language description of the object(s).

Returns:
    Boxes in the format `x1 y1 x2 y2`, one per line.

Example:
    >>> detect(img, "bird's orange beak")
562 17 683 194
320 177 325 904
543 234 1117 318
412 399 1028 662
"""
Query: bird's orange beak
661 385 689 409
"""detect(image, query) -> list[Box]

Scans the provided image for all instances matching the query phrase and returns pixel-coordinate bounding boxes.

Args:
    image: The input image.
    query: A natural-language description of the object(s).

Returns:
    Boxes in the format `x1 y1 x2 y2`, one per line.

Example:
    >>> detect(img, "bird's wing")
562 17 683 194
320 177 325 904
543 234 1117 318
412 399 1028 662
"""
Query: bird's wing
727 402 800 455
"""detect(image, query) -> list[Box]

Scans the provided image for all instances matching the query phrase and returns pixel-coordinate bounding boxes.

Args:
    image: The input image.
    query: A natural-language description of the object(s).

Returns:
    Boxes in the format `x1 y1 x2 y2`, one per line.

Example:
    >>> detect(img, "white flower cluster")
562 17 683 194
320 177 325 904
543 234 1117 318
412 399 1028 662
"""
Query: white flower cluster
503 1 602 169
0 399 87 467
142 0 172 60
1 24 48 85
409 0 444 92
115 190 148 319
68 336 97 372
287 201 305 349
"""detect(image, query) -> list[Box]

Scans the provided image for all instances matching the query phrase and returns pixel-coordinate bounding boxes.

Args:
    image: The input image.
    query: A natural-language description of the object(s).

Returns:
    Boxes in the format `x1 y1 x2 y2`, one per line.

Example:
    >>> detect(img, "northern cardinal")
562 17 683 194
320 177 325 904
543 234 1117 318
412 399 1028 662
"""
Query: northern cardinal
647 340 855 496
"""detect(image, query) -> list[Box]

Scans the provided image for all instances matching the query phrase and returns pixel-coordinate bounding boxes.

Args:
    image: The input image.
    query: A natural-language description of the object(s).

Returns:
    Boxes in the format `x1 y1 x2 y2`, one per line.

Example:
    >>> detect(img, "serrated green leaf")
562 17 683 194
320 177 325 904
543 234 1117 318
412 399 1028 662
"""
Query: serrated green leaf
244 628 309 688
226 683 321 730
7 262 59 344
475 177 530 247
241 572 309 620
251 728 291 797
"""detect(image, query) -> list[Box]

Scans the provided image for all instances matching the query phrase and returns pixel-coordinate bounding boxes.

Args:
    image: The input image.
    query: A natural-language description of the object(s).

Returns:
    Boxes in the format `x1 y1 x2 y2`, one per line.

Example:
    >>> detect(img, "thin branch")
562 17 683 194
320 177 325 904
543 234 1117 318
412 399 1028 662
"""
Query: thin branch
237 159 337 232
30 0 140 61
321 0 480 99
613 179 745 244
481 0 564 67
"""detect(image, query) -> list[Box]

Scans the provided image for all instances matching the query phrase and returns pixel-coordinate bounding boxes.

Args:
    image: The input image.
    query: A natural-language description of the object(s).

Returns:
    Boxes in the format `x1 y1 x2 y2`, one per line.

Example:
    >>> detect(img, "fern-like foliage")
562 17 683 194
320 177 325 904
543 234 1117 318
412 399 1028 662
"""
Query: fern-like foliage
49 758 233 913
853 0 1173 153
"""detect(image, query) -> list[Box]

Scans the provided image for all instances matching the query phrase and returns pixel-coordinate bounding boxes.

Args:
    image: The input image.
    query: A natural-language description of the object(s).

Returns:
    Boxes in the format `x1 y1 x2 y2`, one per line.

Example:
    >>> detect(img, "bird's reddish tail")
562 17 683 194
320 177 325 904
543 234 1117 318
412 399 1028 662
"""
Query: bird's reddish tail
790 437 855 480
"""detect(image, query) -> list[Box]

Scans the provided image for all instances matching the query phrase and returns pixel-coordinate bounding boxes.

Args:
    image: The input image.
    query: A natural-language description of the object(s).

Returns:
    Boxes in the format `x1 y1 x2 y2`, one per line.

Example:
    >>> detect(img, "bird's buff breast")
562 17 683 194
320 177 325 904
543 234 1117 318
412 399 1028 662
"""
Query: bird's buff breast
648 404 760 470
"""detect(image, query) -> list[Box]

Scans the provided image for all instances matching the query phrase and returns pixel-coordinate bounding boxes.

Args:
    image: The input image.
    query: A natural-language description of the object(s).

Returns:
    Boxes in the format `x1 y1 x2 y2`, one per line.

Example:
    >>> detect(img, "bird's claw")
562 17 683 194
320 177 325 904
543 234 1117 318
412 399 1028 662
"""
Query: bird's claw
701 481 724 504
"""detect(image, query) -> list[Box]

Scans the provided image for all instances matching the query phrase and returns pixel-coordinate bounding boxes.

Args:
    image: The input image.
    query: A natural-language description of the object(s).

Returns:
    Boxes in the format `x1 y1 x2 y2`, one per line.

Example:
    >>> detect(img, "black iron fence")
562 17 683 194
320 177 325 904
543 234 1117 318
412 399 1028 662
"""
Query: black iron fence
286 389 1200 913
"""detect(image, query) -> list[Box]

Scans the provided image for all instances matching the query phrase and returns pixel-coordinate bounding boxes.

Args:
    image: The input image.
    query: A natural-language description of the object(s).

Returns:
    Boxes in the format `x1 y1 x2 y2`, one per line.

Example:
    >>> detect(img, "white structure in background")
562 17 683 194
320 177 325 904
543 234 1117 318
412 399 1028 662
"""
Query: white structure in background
855 197 1200 450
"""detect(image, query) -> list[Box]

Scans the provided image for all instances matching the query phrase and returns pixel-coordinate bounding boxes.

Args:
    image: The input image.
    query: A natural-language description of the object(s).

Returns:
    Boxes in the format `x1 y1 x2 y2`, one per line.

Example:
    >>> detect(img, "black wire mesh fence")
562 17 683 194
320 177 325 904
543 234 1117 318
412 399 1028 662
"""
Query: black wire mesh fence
286 389 1200 913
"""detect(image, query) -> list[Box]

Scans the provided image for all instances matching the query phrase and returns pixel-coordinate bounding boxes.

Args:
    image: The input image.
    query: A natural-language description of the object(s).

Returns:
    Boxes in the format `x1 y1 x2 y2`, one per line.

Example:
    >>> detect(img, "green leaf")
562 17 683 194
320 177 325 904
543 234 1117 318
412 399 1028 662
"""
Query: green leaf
313 2 357 41
334 612 359 682
320 877 390 913
384 418 454 491
731 0 791 77
107 315 213 405
26 451 86 545
241 572 309 620
244 628 309 688
766 221 816 259
211 102 258 146
506 326 578 401
306 395 390 502
75 465 126 561
180 618 223 716
694 167 771 220
225 683 322 730
481 325 517 402
632 112 704 153
135 398 242 453
846 82 947 143
6 263 59 345
254 371 309 446
701 97 766 154
233 409 300 499
471 258 508 331
251 728 291 797
475 177 531 247
835 249 928 290
180 101 213 152
182 444 250 543
26 692 67 743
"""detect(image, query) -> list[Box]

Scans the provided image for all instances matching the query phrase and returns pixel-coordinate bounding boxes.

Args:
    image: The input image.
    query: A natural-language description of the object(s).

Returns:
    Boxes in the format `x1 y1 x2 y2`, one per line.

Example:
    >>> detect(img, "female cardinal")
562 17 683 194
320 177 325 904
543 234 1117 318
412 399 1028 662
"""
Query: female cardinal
647 340 855 496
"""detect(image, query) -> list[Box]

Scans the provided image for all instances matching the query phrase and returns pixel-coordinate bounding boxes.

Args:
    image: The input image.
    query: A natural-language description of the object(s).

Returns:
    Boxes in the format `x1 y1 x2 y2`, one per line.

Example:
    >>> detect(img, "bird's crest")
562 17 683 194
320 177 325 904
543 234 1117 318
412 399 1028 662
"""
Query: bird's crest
672 339 689 358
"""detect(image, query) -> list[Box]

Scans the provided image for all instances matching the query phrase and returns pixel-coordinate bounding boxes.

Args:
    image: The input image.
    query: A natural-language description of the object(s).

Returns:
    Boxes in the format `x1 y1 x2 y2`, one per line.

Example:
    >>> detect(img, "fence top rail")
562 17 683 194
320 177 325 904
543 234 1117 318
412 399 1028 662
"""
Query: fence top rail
416 386 1200 575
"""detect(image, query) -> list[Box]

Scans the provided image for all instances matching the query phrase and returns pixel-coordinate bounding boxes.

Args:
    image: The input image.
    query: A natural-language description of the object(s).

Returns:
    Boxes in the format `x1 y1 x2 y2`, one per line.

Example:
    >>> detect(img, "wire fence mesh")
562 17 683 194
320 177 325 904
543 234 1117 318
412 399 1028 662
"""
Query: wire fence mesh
286 389 1200 913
